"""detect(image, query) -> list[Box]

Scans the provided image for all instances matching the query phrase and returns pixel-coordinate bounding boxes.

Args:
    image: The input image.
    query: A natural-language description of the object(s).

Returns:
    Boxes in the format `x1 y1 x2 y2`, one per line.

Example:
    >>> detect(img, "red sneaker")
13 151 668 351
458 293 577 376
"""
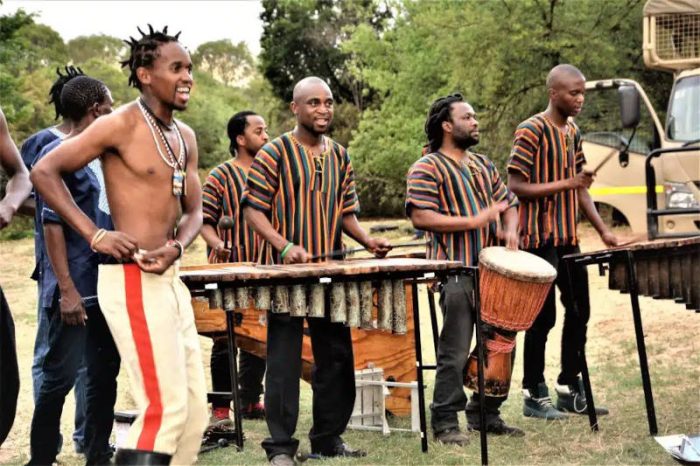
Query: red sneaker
241 401 265 420
208 407 233 430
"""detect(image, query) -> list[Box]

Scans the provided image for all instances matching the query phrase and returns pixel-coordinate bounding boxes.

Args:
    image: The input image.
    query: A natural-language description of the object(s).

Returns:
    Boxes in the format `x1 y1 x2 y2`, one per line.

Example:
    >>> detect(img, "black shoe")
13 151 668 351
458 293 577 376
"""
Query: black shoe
555 379 609 415
312 443 367 458
434 427 469 446
468 417 525 437
114 449 171 465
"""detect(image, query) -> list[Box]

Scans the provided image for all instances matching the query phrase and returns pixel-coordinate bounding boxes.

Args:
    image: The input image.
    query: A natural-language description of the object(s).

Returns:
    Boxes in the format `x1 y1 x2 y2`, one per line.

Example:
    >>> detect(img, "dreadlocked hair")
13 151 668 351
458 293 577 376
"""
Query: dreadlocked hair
121 24 182 90
424 93 464 153
49 66 84 120
60 76 109 122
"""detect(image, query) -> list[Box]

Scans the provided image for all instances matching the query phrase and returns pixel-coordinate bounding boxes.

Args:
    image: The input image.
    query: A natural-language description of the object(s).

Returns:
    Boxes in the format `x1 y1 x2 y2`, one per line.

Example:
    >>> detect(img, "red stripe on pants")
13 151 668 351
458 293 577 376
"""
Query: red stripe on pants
124 264 163 450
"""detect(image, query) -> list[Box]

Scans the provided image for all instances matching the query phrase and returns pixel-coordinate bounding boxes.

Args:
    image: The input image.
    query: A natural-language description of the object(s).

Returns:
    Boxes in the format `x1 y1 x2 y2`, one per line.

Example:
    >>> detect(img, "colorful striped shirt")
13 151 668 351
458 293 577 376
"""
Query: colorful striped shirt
241 132 360 264
507 113 586 249
405 151 518 266
202 159 260 263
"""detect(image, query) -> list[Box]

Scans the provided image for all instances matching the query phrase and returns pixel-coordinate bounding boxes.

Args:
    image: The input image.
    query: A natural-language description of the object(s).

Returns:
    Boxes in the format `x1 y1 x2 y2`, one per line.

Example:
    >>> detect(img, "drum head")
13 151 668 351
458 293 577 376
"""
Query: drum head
479 246 556 283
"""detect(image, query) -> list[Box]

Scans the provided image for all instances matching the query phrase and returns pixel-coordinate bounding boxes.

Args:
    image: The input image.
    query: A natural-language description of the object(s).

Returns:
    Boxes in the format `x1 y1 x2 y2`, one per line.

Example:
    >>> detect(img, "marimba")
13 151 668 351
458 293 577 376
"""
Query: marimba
180 257 465 452
562 236 700 435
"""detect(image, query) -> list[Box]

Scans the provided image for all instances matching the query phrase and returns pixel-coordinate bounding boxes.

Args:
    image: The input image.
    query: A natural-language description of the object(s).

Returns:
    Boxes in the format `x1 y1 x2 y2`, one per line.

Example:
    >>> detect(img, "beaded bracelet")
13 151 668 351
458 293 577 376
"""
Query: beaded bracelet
166 239 184 259
280 242 294 260
90 229 107 252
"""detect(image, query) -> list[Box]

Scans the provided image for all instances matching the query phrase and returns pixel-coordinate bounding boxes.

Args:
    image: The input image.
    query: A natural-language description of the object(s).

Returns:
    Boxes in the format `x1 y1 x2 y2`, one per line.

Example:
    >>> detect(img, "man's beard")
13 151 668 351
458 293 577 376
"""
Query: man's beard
453 133 478 151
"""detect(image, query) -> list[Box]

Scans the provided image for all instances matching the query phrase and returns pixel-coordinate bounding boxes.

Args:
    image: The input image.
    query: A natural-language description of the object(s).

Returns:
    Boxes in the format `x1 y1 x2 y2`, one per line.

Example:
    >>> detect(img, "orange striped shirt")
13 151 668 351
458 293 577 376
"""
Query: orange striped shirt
241 132 360 264
507 114 586 249
406 151 518 266
202 160 260 263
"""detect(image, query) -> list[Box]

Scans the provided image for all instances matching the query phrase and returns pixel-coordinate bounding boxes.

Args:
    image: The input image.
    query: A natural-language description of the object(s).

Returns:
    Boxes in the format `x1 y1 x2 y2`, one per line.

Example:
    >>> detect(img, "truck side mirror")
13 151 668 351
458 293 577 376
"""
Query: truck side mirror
619 85 641 129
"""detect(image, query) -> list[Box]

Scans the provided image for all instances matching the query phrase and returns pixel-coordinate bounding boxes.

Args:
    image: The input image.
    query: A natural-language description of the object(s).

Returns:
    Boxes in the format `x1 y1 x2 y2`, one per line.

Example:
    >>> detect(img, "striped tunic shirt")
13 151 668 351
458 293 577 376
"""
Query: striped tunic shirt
241 132 360 264
202 160 260 263
405 151 518 266
507 114 586 249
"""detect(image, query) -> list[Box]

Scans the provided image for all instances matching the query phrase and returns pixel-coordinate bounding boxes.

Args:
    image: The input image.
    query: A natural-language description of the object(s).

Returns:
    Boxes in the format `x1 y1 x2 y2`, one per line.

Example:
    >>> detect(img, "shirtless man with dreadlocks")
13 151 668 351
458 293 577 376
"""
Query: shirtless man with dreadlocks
32 25 207 466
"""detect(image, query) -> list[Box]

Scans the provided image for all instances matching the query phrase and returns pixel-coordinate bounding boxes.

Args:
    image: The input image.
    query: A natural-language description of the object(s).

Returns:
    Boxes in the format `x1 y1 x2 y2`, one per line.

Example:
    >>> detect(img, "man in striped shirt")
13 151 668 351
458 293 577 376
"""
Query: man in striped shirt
406 94 522 445
242 76 391 465
200 111 269 427
508 64 618 420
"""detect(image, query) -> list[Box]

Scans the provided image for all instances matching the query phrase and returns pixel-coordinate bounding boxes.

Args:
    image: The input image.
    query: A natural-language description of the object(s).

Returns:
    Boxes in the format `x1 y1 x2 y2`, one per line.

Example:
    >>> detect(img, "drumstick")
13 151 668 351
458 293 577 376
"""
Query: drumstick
309 241 427 261
590 147 618 175
218 216 234 252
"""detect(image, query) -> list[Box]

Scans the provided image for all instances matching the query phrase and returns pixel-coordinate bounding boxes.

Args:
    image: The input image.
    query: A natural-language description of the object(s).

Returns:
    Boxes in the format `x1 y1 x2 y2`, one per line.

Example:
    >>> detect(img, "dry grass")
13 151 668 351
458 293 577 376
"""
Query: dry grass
1 221 698 465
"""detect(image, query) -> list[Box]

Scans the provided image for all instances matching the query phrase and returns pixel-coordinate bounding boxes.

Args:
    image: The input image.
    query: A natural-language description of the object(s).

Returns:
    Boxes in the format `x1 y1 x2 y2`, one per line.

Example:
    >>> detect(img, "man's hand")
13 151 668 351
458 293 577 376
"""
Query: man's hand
59 285 87 326
0 201 15 230
135 245 180 274
212 241 232 263
601 230 618 248
569 170 594 189
365 237 392 258
0 202 14 230
499 229 519 250
282 244 310 264
93 231 139 261
477 201 509 228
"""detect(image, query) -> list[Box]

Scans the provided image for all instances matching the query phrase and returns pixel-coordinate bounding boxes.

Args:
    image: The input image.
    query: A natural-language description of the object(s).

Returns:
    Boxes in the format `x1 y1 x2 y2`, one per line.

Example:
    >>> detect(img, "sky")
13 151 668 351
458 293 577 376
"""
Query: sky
2 0 265 55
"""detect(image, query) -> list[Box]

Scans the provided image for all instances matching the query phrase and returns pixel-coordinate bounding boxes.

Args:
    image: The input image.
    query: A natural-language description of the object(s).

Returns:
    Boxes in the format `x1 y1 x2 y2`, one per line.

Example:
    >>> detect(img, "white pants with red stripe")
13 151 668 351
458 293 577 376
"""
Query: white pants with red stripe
98 263 208 465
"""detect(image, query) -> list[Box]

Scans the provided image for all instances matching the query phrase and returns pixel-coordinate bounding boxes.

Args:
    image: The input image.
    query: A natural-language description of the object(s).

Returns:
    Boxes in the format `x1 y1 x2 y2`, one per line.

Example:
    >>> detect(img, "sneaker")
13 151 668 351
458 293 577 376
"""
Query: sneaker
208 407 234 430
523 383 568 420
434 427 469 446
468 417 525 437
312 442 367 458
241 401 265 420
555 379 609 415
270 454 296 466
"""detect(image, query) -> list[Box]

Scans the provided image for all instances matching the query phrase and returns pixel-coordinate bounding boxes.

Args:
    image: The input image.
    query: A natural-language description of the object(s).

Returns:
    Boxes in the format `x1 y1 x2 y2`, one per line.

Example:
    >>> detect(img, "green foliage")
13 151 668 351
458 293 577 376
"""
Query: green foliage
345 0 672 216
192 39 254 87
259 0 391 107
67 34 127 65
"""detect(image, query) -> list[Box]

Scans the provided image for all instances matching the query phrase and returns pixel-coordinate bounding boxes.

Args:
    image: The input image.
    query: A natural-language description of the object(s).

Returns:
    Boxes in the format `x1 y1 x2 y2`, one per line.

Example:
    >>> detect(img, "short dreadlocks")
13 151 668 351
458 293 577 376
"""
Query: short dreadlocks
121 24 182 90
49 66 84 120
424 93 464 154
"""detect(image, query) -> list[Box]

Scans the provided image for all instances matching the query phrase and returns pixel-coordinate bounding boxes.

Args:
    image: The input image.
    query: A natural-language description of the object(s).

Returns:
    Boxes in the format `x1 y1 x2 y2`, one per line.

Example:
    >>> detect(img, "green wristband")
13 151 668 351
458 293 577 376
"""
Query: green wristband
280 242 294 259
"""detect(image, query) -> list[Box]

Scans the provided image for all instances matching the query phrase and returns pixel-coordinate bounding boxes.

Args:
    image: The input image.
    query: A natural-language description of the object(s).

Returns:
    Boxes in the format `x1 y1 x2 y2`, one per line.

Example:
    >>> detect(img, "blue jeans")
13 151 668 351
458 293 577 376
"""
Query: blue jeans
32 302 87 450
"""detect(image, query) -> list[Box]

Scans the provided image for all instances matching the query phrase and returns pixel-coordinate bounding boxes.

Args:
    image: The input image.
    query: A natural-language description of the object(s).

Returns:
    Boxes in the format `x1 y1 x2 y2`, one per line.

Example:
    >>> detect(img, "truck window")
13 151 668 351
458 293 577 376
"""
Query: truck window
578 87 657 155
667 75 700 142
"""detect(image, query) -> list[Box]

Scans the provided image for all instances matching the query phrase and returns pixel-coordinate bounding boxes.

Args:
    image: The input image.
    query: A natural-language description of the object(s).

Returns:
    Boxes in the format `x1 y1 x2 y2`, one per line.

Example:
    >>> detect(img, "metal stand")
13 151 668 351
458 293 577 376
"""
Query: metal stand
224 308 245 449
562 249 658 435
472 268 489 466
411 279 429 453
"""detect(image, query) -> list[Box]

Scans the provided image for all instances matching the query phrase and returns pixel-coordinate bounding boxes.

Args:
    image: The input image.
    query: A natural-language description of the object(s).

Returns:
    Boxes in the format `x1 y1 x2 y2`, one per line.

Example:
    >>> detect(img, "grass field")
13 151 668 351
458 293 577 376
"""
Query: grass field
1 220 698 465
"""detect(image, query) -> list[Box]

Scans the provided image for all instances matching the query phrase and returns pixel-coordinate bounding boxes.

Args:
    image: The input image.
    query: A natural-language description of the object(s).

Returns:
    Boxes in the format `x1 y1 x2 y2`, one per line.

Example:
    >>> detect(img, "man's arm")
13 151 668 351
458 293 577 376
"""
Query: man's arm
409 202 508 233
243 206 308 263
578 187 618 247
341 214 392 258
507 170 593 200
30 113 137 258
0 109 32 229
138 125 203 273
43 223 86 326
500 206 519 250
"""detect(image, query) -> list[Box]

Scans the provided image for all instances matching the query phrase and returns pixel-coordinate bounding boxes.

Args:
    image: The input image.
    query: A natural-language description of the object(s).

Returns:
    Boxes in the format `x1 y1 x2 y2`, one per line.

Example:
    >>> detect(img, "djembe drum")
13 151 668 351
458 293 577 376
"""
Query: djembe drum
464 247 557 396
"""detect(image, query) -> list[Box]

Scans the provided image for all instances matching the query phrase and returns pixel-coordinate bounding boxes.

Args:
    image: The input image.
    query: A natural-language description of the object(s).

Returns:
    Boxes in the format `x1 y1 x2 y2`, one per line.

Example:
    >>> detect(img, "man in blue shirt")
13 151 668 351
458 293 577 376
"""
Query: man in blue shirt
27 75 119 466
20 66 90 455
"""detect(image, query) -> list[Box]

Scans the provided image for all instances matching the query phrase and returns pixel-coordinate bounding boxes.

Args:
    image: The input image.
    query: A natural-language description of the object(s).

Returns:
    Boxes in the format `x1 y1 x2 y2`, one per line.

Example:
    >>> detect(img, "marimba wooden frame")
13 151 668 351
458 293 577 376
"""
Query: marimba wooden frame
183 265 492 465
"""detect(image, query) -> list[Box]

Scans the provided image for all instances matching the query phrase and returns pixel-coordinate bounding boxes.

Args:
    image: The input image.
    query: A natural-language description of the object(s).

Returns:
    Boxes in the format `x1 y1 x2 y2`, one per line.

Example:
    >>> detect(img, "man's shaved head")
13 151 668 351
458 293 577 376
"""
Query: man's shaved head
546 64 585 90
292 76 331 103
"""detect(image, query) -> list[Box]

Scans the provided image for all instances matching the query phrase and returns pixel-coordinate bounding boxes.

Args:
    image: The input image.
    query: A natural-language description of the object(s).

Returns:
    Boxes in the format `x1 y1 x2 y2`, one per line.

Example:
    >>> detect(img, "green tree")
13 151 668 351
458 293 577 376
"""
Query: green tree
345 0 671 216
192 40 254 87
67 34 126 65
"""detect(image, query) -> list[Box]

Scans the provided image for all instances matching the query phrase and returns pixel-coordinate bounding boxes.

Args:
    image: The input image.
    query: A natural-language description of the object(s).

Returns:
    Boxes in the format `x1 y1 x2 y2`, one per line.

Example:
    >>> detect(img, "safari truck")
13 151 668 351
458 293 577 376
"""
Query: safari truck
577 0 699 239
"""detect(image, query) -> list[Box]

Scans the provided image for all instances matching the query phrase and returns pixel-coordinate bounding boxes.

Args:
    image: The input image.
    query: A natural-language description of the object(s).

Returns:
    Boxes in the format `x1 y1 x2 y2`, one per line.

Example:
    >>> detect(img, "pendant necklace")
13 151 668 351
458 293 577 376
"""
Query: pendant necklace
138 99 188 196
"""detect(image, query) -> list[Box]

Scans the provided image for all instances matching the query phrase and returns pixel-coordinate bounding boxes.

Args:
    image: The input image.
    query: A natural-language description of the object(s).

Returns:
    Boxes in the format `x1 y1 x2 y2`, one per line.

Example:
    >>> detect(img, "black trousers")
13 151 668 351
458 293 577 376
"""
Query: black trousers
0 286 19 447
261 312 355 459
431 275 506 433
210 338 266 408
28 302 119 465
523 243 590 389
